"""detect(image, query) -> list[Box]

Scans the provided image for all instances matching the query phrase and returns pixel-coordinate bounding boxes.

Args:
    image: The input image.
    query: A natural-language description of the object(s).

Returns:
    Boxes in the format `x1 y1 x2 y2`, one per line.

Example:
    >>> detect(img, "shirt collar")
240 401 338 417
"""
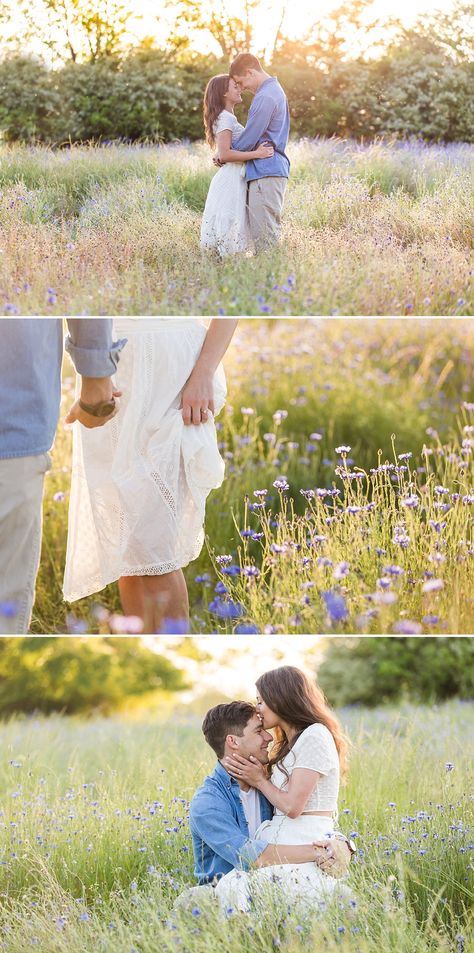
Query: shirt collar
258 76 277 92
214 760 236 788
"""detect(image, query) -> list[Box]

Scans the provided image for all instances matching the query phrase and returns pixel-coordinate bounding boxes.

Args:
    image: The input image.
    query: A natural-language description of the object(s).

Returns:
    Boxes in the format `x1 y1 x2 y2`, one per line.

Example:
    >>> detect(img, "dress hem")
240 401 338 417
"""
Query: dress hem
63 547 202 604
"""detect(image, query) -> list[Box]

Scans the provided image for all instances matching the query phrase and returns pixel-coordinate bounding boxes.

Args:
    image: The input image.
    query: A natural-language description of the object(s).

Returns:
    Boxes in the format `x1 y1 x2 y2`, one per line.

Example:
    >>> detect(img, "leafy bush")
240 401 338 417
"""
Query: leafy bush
318 637 474 706
0 46 473 144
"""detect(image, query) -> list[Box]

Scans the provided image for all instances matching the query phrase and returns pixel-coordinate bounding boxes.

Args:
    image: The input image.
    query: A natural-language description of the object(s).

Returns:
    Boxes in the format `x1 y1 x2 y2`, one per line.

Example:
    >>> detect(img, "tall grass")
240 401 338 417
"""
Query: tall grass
0 701 472 952
31 319 474 635
0 139 472 316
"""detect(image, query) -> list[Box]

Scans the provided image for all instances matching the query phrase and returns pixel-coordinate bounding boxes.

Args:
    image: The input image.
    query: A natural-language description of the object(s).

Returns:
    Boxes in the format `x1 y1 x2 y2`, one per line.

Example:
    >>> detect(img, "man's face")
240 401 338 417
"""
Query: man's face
232 70 257 93
227 713 272 763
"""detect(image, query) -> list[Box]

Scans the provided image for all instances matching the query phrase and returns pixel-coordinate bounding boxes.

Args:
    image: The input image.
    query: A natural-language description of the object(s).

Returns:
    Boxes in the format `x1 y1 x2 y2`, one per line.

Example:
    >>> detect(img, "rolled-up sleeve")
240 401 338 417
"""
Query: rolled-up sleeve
65 319 127 377
190 797 268 871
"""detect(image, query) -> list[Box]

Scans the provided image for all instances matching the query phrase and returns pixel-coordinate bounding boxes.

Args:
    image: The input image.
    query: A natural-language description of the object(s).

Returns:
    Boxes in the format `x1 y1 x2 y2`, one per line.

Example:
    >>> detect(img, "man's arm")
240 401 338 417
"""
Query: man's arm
232 94 276 152
64 319 127 429
191 800 268 871
190 799 351 874
257 838 351 877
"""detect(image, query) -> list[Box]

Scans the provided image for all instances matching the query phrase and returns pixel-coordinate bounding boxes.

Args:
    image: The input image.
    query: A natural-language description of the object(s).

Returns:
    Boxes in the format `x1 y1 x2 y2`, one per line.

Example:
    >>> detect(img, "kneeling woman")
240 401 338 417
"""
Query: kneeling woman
218 666 354 914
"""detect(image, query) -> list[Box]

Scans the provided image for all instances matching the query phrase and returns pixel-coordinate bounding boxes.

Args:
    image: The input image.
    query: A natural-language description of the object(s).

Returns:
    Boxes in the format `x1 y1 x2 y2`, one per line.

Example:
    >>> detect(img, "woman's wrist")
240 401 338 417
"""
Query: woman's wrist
193 357 217 377
258 777 275 797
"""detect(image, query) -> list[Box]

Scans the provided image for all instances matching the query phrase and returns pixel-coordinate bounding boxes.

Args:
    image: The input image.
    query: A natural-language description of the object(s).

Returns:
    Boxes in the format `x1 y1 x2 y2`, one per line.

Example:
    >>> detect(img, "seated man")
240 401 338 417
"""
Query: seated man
179 702 353 909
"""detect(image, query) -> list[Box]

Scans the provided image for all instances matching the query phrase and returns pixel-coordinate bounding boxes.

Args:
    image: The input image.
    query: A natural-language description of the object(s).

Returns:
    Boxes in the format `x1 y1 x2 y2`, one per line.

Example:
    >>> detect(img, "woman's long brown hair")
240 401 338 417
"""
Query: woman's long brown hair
256 666 349 782
203 74 230 148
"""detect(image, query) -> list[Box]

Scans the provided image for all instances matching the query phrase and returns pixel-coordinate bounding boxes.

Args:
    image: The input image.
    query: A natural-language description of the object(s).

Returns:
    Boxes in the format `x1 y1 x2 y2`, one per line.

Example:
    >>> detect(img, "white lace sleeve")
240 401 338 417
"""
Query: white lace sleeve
213 111 235 137
292 725 338 776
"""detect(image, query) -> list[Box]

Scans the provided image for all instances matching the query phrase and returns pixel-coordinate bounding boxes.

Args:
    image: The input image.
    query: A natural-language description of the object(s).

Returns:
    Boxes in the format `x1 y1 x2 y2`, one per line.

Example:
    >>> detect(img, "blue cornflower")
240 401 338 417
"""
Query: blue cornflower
195 573 211 584
209 599 245 620
322 590 348 622
160 618 189 634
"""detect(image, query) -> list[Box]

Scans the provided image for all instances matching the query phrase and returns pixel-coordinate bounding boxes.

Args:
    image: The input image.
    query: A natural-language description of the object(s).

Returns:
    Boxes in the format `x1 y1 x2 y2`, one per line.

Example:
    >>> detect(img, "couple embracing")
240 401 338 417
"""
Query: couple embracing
0 319 238 635
200 53 290 256
181 666 355 918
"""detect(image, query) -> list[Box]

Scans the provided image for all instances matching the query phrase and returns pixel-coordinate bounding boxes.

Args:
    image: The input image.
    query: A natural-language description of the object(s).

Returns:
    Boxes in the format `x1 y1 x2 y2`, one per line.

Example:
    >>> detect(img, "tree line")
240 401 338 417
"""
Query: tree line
0 0 473 143
0 637 472 717
318 638 474 707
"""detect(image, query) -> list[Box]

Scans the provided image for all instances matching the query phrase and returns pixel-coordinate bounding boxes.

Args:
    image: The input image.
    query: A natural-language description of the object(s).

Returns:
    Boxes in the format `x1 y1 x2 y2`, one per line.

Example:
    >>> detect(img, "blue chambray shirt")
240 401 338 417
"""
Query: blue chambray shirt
0 319 126 459
189 761 274 885
232 76 290 182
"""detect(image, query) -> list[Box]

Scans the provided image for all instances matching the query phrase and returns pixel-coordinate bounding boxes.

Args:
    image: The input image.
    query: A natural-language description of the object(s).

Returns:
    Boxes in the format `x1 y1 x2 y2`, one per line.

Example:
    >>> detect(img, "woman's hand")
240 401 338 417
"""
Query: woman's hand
255 142 274 159
224 753 267 787
181 369 215 426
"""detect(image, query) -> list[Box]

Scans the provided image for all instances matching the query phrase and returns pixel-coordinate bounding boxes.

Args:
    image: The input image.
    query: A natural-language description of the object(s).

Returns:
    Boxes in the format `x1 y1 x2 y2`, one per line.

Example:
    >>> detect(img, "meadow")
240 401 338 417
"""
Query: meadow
0 138 473 317
0 700 472 953
32 318 474 635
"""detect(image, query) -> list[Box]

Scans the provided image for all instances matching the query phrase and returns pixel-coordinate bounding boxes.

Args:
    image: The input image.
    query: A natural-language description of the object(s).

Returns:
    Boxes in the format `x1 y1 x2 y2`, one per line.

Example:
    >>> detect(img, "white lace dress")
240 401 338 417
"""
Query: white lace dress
63 318 227 603
200 110 252 256
214 725 353 915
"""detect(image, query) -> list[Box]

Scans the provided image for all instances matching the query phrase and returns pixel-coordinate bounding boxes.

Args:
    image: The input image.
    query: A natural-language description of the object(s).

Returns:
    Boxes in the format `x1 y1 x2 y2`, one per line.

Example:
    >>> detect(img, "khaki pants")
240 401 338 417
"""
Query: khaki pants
247 176 287 251
0 453 51 634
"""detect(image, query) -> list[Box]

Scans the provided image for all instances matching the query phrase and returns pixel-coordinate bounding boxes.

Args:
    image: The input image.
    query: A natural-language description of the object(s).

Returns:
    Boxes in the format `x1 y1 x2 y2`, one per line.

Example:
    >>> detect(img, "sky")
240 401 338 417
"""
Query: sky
144 635 326 700
3 0 453 62
129 0 452 53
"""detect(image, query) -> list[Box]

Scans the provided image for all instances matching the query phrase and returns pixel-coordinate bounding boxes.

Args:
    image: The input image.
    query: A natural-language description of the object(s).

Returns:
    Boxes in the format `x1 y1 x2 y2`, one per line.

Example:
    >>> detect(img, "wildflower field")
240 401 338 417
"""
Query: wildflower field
32 318 474 635
0 139 473 317
0 700 472 953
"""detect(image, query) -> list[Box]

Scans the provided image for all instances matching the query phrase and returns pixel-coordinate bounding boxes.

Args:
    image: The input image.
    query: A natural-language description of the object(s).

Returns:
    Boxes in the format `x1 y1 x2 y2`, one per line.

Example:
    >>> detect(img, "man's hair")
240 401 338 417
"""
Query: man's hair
202 701 256 758
229 53 263 77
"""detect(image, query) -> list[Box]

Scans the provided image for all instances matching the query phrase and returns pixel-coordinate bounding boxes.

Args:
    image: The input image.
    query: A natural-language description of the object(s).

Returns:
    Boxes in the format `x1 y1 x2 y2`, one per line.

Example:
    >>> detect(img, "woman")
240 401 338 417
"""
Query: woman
216 666 352 914
63 319 238 633
200 74 274 256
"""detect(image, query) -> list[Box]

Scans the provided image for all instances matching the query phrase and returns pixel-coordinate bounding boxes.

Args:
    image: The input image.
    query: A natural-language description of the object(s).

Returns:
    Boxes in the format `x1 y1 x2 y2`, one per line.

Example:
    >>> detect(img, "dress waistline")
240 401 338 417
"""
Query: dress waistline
113 318 206 334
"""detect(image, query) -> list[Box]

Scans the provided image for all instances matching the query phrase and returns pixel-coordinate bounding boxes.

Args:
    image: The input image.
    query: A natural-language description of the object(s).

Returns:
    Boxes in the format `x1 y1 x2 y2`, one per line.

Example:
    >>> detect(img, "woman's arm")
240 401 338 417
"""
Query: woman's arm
215 129 274 164
224 754 322 819
181 319 238 426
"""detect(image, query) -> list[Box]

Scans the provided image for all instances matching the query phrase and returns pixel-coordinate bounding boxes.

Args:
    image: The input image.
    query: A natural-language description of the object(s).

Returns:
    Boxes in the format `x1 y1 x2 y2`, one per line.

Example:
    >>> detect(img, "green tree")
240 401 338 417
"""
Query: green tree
389 1 474 63
0 638 188 715
275 0 383 68
317 638 474 707
167 0 265 59
17 0 136 63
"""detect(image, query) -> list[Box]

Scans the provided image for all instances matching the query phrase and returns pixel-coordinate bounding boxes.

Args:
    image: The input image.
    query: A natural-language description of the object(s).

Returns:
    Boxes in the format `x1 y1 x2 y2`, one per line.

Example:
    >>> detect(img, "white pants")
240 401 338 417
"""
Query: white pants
0 453 51 633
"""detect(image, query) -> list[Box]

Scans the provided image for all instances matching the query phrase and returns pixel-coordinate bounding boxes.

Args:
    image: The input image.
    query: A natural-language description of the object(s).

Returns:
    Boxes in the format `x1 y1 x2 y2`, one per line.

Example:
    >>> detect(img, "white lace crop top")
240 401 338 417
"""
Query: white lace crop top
213 110 245 143
271 723 340 814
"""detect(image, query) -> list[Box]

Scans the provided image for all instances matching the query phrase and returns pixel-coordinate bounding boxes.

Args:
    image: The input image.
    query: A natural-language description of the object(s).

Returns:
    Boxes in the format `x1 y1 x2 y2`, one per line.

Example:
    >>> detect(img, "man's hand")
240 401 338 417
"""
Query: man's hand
65 376 121 429
313 839 351 879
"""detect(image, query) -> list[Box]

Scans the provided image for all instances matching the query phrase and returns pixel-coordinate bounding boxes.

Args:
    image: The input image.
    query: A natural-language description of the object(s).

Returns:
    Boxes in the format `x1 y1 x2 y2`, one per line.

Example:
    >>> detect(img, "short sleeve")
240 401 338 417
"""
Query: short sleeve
292 725 338 777
214 111 235 137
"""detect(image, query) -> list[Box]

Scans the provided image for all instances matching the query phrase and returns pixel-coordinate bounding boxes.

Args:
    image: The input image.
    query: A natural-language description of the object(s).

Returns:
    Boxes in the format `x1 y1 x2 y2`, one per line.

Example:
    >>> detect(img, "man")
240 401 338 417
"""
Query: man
228 53 290 250
184 702 352 908
0 319 126 634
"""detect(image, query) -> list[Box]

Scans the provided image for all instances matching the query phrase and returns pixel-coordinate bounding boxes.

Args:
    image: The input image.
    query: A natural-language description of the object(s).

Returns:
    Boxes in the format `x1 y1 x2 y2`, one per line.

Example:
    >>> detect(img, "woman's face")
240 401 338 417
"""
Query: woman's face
256 692 279 729
223 77 242 107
